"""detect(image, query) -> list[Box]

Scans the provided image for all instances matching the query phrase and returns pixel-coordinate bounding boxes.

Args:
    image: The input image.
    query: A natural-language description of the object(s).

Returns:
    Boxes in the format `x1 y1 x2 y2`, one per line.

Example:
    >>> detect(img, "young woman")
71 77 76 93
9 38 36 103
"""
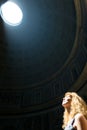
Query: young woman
62 92 87 130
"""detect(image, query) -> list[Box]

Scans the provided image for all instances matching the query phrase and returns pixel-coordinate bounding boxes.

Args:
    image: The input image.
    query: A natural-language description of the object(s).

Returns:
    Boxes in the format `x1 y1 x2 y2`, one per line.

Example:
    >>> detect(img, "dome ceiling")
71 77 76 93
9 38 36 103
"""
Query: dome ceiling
0 0 87 115
0 0 76 88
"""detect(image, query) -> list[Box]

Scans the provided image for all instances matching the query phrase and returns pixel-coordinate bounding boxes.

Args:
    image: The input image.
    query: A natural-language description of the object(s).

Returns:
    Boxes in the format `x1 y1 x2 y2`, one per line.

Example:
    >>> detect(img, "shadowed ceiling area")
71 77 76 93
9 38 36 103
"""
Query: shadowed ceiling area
0 1 87 130
0 0 76 87
0 0 87 116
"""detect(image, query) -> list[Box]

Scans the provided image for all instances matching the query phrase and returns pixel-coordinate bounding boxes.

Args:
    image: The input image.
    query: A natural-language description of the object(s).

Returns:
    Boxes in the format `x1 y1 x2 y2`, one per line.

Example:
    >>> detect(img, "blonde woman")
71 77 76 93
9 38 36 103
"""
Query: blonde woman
62 92 87 130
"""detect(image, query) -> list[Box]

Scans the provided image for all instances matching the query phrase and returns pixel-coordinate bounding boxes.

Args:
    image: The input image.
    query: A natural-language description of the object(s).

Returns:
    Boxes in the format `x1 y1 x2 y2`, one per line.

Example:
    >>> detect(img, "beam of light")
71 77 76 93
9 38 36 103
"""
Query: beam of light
0 1 23 26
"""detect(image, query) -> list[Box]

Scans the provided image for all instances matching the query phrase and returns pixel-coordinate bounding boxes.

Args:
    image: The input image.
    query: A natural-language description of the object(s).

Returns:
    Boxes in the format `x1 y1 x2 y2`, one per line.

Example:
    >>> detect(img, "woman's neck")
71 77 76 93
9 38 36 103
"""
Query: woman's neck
65 107 71 114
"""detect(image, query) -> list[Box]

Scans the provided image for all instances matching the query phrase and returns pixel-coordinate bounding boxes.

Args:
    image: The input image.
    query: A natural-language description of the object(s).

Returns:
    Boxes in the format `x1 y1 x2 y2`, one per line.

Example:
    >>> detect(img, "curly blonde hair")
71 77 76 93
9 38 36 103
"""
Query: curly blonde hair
62 92 87 129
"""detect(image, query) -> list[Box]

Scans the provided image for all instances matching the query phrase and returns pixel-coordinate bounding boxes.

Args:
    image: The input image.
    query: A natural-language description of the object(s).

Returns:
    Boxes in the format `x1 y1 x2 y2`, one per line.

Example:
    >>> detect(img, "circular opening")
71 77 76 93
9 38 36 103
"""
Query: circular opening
0 1 23 26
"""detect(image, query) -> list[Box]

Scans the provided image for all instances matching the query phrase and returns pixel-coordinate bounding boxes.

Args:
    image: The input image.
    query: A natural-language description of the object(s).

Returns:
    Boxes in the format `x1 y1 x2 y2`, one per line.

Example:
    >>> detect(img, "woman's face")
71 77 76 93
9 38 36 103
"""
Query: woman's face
62 94 72 108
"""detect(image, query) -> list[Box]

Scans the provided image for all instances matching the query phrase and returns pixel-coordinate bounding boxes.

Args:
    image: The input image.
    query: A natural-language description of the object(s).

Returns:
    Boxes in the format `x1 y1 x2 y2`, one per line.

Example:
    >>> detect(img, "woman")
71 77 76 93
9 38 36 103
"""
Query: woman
62 92 87 130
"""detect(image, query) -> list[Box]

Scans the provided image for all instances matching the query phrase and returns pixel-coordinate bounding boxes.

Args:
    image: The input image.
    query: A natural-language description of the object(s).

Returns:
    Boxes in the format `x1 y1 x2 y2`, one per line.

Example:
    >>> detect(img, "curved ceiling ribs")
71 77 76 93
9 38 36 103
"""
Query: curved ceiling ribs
0 0 87 116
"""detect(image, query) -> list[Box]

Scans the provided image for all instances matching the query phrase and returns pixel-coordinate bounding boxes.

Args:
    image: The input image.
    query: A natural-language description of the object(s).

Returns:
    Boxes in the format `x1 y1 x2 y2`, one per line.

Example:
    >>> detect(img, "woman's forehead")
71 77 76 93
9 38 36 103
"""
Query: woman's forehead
65 94 72 97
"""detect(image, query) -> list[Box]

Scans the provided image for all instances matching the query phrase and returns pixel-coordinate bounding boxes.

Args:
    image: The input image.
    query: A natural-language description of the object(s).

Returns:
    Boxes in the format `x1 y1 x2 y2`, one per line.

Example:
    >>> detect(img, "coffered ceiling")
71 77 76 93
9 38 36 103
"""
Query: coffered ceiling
0 0 87 114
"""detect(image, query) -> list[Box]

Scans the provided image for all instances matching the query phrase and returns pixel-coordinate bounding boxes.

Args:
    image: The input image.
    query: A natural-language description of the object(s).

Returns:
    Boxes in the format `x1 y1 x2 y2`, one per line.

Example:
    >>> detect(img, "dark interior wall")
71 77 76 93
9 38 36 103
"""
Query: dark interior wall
0 110 63 130
78 82 87 102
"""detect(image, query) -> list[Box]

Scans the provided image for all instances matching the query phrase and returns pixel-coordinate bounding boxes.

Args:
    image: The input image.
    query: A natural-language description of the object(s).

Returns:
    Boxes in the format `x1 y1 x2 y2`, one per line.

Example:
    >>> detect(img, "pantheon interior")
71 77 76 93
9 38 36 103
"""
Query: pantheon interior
0 0 87 129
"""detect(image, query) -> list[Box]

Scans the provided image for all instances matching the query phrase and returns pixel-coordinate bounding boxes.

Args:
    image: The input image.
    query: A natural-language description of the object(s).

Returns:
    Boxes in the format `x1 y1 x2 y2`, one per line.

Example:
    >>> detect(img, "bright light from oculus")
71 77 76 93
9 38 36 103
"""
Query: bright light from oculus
0 1 23 26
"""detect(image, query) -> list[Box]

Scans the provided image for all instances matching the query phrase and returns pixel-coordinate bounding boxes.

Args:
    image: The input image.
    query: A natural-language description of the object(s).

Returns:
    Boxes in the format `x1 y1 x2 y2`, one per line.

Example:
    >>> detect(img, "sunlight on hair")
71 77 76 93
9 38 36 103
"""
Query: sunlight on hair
0 1 23 26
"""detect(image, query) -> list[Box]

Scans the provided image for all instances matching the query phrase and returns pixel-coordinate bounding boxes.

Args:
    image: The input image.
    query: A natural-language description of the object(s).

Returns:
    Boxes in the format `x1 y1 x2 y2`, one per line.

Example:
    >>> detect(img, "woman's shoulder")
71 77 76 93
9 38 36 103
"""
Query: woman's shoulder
74 113 85 120
74 113 87 130
74 113 87 122
75 113 84 118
